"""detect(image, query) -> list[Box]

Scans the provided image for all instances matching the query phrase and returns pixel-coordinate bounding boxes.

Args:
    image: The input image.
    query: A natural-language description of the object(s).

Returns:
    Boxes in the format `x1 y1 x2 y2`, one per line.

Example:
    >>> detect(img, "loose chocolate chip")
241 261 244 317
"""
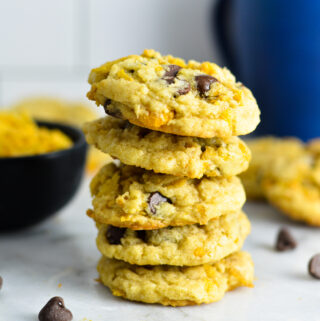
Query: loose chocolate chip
176 82 191 96
106 226 126 245
308 254 320 279
137 230 147 242
163 65 181 84
38 296 73 321
148 192 172 214
0 276 2 290
275 227 297 251
195 75 218 96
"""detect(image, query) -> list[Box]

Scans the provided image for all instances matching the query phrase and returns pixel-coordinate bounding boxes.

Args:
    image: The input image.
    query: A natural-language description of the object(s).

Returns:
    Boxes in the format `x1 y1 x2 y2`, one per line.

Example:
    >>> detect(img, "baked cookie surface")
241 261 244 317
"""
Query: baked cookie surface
240 137 305 199
263 139 320 226
96 211 250 266
88 163 246 229
83 117 251 179
97 251 254 306
87 49 260 138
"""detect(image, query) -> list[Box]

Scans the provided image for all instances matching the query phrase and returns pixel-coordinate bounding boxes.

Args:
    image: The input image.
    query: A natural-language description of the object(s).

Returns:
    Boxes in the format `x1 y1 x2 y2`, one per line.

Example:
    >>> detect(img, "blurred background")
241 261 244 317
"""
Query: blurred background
0 0 220 106
1 0 320 140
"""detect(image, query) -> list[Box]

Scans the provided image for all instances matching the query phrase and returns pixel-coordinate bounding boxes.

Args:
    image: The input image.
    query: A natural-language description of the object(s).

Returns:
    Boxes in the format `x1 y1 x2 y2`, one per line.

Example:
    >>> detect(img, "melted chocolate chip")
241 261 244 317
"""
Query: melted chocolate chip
177 82 191 96
106 226 126 244
137 230 147 242
163 65 181 84
103 99 123 119
195 75 218 96
119 120 132 130
148 192 172 214
138 127 151 138
275 227 297 251
104 99 112 107
38 297 73 321
308 254 320 279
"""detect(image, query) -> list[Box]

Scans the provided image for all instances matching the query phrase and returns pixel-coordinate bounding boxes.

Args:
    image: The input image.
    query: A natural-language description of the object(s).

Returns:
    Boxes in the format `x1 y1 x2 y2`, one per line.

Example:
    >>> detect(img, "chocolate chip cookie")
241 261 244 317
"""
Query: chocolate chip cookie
263 139 320 226
88 163 246 229
240 137 305 199
87 49 260 138
83 117 251 179
97 251 254 306
96 211 250 266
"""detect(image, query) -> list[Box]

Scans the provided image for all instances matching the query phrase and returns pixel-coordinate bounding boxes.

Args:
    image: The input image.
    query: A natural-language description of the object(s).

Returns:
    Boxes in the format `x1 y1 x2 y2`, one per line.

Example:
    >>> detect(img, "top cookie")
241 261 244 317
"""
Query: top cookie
87 49 260 138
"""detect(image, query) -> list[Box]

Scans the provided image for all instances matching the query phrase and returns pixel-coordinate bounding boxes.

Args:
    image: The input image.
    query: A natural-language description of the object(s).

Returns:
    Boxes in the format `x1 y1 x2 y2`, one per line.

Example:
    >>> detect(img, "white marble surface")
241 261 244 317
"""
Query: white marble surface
1 178 320 321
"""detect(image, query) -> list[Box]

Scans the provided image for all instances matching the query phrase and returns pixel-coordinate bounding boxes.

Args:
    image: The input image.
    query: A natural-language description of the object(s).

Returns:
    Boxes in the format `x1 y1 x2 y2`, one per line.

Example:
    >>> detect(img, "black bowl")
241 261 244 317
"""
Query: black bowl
0 121 88 231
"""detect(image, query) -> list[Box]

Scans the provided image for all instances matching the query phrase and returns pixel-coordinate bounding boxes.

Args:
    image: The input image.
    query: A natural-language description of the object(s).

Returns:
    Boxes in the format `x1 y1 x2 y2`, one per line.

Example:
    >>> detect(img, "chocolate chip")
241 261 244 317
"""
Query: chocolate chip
275 227 297 251
163 65 181 84
38 297 73 321
308 254 320 279
0 276 2 290
195 75 218 96
106 226 126 245
104 99 111 107
176 82 191 96
137 230 147 242
137 127 151 138
103 100 123 119
148 192 172 214
119 120 132 130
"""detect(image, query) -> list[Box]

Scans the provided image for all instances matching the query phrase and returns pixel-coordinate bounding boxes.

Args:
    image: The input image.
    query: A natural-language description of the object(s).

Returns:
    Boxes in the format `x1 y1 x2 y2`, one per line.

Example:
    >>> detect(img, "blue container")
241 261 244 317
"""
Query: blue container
214 0 320 140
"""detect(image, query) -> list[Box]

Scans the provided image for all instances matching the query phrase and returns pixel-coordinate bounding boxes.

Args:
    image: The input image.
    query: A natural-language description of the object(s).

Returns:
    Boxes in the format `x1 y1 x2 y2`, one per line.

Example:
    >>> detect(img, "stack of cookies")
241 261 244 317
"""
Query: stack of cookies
83 50 260 306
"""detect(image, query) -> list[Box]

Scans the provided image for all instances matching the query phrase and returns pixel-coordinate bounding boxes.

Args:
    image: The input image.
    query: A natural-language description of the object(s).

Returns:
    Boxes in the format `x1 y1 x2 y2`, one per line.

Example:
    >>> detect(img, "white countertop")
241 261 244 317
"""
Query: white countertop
1 178 320 321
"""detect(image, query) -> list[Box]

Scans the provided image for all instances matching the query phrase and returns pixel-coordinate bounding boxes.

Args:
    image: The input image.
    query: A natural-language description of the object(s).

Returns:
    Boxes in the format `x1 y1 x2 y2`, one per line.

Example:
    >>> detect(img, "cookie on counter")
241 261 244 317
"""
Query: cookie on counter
83 117 251 179
87 49 260 138
263 139 320 226
97 251 254 306
88 163 246 229
240 137 305 199
96 211 250 266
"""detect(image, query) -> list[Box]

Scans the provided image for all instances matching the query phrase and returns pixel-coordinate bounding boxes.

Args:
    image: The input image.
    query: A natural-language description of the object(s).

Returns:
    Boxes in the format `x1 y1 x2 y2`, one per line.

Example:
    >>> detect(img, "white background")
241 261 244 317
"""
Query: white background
0 0 221 107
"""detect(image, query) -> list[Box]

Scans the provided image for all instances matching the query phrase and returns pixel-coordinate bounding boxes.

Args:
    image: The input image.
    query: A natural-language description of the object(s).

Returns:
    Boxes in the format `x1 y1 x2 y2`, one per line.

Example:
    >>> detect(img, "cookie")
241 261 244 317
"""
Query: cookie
87 49 260 138
263 139 320 226
88 163 246 229
96 211 250 266
83 117 251 179
240 137 305 199
97 251 254 306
